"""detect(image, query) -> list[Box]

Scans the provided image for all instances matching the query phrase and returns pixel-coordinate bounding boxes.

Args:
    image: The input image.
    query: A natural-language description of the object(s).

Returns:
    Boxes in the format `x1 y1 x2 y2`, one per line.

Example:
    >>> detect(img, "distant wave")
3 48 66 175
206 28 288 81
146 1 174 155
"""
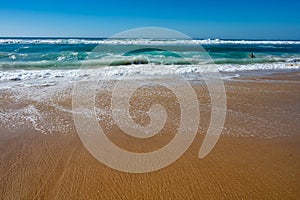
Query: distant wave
0 56 298 70
1 38 300 45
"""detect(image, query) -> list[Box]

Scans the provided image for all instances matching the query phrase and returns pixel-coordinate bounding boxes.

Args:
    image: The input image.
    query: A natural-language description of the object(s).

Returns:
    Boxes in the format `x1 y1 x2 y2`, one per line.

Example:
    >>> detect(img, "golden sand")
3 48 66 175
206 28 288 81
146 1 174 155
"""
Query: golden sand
0 72 299 199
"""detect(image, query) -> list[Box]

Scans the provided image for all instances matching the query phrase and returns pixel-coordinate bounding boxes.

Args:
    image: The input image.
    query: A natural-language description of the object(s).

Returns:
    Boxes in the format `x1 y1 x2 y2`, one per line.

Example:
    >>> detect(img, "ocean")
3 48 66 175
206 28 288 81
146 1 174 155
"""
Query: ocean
0 38 299 86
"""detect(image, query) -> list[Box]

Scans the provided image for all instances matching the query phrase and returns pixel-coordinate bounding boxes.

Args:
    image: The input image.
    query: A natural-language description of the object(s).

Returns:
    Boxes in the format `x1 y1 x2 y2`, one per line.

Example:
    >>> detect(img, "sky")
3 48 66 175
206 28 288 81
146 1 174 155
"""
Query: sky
0 0 299 39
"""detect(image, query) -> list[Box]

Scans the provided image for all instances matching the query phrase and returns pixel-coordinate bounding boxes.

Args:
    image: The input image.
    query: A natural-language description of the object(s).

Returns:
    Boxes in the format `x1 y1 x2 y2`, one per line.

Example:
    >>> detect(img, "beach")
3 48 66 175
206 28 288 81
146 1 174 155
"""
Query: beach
1 0 300 198
1 70 299 199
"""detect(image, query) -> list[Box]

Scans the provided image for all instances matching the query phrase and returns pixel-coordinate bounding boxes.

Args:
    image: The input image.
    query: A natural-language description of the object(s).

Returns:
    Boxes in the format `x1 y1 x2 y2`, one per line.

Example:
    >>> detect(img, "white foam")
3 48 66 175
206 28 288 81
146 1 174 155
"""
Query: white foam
0 38 300 45
217 63 300 72
0 62 299 86
0 104 72 134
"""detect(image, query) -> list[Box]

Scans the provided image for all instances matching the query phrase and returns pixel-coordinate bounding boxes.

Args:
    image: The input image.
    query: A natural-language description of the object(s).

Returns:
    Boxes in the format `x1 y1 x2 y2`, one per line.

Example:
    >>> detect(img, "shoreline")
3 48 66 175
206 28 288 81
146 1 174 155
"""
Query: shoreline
0 71 299 199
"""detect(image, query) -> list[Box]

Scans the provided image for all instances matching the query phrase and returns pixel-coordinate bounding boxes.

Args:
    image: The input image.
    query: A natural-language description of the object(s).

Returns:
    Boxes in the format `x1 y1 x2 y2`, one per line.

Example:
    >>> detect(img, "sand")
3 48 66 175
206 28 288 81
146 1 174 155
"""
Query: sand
0 71 299 199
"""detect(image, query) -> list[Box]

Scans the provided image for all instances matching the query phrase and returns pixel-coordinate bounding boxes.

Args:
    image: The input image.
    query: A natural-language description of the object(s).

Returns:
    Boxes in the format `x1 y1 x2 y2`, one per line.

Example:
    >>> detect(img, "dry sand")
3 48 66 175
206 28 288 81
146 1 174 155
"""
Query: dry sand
0 72 299 199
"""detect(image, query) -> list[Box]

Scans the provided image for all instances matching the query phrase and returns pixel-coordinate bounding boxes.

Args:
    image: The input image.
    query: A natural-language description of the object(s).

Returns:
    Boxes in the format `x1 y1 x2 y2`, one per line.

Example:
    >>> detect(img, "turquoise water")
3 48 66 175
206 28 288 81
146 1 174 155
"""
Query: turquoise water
0 38 299 70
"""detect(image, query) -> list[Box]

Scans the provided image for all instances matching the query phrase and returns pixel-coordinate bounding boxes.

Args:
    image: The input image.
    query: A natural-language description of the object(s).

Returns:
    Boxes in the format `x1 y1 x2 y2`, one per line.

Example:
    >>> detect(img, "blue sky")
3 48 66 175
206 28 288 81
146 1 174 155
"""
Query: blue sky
0 0 299 39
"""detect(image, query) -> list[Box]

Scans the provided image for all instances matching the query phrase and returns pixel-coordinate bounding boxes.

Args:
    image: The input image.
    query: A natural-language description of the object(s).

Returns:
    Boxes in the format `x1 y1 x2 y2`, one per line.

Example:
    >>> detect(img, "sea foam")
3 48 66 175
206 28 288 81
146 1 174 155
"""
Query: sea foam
1 38 300 45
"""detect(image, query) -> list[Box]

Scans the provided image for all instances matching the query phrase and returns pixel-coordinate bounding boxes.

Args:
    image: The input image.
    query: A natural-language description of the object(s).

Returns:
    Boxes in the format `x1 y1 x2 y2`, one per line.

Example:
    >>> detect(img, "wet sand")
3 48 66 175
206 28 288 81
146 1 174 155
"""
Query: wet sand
0 72 300 199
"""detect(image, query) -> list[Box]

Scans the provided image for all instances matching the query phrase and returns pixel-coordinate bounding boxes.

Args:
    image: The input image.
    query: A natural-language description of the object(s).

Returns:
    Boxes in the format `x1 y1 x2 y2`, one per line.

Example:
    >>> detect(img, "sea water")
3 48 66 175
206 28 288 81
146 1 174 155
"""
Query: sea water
0 38 299 86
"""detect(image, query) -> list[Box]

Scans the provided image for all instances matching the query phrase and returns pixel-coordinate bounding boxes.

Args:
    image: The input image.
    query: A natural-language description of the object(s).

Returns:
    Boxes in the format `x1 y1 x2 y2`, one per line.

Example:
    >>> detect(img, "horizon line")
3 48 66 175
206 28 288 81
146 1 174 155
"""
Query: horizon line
0 36 300 41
